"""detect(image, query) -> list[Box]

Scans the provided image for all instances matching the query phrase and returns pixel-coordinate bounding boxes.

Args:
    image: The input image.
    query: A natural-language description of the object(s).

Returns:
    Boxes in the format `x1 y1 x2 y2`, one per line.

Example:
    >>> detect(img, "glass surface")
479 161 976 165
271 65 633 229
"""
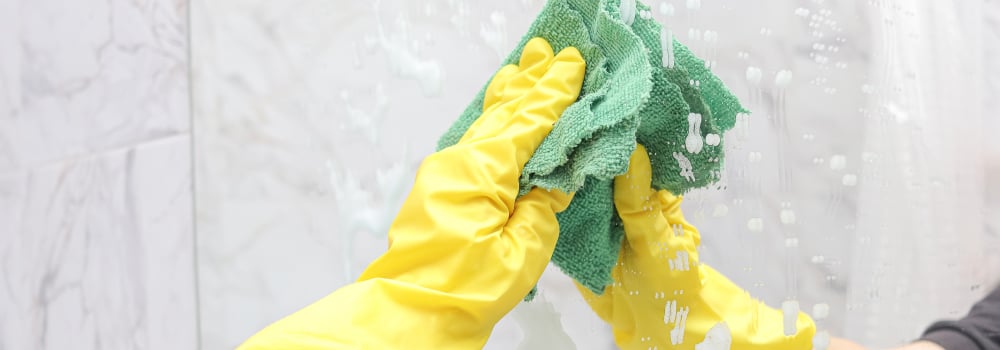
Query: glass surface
191 0 1000 348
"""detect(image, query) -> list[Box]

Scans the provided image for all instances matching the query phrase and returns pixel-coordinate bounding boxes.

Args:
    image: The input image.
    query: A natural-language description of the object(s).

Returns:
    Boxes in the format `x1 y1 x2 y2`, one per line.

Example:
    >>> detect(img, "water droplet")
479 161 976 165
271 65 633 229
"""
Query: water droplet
712 204 729 217
775 70 793 87
660 2 675 16
829 155 846 170
660 28 675 68
688 28 702 40
842 174 858 186
780 209 797 224
746 66 762 85
812 303 830 319
703 30 718 43
782 301 800 336
862 152 878 163
619 0 636 25
705 133 721 146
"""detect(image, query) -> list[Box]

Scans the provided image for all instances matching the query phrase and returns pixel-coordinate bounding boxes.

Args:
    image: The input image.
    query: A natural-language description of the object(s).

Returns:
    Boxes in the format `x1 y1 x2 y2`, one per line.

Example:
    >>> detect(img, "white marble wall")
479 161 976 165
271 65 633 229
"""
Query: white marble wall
0 0 197 349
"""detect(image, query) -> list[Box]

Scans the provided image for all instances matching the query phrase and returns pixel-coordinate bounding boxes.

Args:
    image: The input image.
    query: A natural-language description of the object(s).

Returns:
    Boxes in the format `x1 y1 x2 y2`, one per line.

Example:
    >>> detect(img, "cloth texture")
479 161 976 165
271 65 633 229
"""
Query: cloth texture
437 0 746 294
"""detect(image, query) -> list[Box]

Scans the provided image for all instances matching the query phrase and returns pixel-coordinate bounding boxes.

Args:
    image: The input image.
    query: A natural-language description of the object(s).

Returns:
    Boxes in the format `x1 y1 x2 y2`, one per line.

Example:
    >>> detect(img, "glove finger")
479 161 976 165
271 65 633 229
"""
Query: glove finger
460 38 552 145
460 40 584 153
502 187 573 256
494 187 573 299
459 64 519 144
480 46 585 169
482 64 520 113
694 265 817 349
497 37 556 105
614 144 672 250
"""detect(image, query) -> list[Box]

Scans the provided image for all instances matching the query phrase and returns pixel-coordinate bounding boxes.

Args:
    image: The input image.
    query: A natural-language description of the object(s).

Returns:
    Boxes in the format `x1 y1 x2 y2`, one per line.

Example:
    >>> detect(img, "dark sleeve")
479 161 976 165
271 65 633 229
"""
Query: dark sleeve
920 285 1000 350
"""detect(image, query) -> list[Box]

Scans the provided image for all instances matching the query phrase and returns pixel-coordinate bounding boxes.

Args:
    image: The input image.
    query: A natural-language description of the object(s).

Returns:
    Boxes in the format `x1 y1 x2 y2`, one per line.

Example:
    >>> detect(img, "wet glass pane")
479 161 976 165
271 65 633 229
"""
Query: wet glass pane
190 0 1000 349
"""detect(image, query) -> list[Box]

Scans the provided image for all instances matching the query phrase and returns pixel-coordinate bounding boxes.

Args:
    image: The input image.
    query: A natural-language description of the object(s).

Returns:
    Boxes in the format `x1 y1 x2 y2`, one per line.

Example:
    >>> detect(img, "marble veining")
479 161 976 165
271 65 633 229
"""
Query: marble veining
0 0 197 348
0 0 190 171
0 136 196 350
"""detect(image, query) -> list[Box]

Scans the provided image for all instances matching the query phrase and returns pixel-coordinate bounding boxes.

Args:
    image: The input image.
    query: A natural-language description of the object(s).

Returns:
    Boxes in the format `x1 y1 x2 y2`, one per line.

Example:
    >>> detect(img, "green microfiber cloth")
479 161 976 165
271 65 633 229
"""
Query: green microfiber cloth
437 0 746 296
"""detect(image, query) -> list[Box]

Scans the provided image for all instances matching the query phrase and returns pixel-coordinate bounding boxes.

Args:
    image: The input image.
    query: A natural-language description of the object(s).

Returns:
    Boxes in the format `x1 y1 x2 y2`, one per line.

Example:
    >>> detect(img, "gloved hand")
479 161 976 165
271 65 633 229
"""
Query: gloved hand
576 145 817 350
238 37 586 349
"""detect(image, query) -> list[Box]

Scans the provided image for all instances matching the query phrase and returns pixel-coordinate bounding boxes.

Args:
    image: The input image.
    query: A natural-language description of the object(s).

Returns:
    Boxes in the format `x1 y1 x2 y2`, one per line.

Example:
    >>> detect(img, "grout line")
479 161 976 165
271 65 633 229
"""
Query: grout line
185 0 204 346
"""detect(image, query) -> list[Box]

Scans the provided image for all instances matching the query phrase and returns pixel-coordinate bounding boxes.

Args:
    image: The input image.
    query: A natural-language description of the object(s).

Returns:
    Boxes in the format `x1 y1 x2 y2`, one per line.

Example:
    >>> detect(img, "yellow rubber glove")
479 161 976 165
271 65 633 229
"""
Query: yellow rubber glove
576 145 816 350
238 38 586 349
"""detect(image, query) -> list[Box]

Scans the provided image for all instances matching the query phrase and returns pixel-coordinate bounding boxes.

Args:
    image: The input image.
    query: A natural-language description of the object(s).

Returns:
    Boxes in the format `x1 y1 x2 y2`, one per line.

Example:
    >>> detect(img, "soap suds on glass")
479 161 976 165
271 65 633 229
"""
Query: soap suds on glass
373 0 443 96
341 85 389 143
510 296 578 350
479 11 508 62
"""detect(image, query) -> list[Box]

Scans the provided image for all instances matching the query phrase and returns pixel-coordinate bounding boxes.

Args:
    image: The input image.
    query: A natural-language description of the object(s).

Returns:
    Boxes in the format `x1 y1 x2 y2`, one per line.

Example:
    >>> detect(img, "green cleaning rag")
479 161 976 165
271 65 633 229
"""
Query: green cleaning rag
437 0 747 296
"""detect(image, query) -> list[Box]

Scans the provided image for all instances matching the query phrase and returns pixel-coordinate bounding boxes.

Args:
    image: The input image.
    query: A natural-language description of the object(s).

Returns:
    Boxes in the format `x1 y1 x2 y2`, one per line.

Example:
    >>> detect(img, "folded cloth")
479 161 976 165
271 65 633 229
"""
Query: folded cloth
437 0 746 295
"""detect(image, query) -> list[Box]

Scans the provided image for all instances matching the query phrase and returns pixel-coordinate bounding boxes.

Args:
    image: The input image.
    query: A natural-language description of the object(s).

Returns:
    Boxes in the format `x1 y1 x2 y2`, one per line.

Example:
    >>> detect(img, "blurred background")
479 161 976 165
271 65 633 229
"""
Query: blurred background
2 0 999 349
